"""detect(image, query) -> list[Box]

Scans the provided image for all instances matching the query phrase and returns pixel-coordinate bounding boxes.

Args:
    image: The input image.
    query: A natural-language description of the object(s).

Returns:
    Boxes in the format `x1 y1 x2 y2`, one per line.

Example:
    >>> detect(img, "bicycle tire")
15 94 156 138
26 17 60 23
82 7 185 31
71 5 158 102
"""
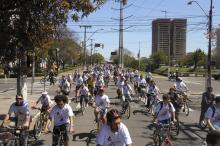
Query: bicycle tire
81 97 85 116
125 102 131 119
153 130 162 146
33 117 43 140
184 102 190 116
199 119 208 129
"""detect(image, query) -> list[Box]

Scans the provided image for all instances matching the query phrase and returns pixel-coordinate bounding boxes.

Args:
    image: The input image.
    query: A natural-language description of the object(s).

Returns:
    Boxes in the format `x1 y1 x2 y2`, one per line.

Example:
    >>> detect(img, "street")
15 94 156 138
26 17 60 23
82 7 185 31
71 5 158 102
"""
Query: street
0 75 220 146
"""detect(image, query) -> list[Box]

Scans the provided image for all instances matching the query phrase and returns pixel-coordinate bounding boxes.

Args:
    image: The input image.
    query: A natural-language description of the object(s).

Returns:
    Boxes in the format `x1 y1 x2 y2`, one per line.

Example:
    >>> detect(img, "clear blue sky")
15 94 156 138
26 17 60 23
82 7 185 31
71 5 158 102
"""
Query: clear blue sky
67 0 220 61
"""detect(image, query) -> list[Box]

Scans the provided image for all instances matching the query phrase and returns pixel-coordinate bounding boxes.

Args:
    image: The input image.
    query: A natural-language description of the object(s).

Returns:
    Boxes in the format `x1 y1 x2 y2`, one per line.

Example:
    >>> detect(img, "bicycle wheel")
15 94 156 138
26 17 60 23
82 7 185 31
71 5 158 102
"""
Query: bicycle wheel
171 122 180 136
125 102 131 119
199 119 208 129
183 102 190 116
153 130 162 146
81 97 85 115
33 116 43 140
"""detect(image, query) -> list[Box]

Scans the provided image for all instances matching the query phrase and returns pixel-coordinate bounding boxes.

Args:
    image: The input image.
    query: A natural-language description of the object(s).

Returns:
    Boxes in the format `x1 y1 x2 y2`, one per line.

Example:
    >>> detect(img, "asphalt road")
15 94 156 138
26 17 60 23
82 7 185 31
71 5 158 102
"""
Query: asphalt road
1 75 220 146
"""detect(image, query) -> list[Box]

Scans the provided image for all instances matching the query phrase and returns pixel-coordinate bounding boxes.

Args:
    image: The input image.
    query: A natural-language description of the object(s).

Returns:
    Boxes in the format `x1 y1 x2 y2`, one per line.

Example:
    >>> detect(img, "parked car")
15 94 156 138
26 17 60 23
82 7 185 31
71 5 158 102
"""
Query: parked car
212 73 220 80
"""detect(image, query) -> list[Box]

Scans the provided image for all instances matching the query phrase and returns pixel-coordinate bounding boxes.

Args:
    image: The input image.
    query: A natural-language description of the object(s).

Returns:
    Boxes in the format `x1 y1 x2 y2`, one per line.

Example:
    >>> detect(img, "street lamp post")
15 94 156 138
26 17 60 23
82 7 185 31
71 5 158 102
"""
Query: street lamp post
56 48 60 74
188 0 213 89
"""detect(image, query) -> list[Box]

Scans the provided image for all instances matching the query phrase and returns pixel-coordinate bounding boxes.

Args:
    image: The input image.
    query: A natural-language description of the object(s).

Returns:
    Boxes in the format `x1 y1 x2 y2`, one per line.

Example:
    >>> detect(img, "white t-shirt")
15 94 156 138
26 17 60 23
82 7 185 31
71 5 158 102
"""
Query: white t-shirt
138 78 147 86
147 85 160 97
117 80 124 90
37 95 53 107
79 86 89 96
123 84 133 95
95 94 110 111
96 123 132 146
206 106 220 127
8 101 30 116
96 78 104 87
76 77 84 86
174 81 187 93
50 104 74 126
154 102 175 121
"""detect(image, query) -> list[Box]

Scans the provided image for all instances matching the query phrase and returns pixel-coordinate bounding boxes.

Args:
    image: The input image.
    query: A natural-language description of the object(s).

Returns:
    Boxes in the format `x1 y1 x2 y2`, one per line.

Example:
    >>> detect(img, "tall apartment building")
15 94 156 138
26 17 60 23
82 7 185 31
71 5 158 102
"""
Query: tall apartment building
152 18 187 62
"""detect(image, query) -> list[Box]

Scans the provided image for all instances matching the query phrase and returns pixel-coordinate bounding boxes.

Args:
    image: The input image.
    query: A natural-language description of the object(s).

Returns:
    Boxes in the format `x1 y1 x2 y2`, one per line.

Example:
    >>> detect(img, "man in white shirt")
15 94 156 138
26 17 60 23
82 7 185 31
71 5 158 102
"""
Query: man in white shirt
116 76 125 98
146 80 160 107
96 109 132 146
93 87 110 131
174 77 188 96
79 84 89 108
49 95 74 146
75 74 83 98
206 96 220 131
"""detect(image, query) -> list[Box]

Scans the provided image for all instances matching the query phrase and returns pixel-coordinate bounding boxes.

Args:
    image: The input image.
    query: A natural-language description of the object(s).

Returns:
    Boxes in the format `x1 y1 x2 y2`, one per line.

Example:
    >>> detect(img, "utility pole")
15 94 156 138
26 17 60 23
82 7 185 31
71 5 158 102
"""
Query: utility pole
119 0 124 68
161 10 167 18
80 25 91 70
207 0 213 89
90 39 95 66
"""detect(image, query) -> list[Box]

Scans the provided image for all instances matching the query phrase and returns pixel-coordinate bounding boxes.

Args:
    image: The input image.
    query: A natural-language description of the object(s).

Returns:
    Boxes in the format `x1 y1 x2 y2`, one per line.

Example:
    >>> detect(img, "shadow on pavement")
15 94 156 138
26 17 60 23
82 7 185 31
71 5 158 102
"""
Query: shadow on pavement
72 129 97 146
29 140 46 146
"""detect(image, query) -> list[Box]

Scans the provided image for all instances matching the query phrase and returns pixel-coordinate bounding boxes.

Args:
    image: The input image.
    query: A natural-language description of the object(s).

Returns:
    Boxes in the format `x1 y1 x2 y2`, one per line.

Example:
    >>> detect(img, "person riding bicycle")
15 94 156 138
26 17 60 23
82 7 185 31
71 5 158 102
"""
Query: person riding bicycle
49 69 56 85
75 74 83 98
138 74 147 96
60 78 71 96
153 94 176 124
49 95 74 146
168 87 182 122
73 70 78 82
1 94 31 146
200 87 215 126
94 74 105 96
146 80 160 107
96 109 132 146
87 75 96 97
116 75 125 99
206 96 220 131
34 91 53 132
174 77 188 97
93 87 110 131
79 83 89 109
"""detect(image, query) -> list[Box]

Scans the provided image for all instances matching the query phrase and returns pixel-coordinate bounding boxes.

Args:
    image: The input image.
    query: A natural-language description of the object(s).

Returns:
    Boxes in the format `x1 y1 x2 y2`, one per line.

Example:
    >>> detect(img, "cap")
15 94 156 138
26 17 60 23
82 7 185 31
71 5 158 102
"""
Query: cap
42 91 48 95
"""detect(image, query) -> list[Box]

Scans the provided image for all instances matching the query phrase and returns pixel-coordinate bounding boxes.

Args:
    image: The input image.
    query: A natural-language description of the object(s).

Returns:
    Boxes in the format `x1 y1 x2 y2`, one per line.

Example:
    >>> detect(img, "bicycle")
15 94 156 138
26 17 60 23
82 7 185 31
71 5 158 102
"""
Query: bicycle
120 96 131 119
153 122 173 146
0 126 29 146
176 91 191 116
53 125 67 146
80 95 88 115
32 106 50 140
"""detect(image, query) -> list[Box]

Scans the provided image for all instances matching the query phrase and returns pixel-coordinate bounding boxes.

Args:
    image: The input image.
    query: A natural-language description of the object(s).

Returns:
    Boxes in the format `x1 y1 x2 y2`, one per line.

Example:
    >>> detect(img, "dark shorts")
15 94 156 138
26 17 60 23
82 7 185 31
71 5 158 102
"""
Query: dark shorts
52 124 70 145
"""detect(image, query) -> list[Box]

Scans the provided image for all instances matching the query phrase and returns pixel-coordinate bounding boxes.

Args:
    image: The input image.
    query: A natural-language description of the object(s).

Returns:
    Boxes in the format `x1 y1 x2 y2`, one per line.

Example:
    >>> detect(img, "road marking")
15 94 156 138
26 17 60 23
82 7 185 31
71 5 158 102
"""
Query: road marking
184 81 202 85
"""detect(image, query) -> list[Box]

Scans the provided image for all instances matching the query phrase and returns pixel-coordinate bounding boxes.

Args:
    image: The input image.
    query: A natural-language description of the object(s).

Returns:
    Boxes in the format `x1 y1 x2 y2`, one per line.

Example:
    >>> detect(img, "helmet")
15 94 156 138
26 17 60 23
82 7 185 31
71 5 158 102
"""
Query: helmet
106 109 121 125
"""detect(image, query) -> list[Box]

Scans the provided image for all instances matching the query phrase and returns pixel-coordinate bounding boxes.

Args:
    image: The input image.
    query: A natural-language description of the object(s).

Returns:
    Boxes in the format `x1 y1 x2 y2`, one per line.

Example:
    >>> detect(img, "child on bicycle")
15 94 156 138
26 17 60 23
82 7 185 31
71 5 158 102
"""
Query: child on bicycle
49 95 74 146
153 94 176 124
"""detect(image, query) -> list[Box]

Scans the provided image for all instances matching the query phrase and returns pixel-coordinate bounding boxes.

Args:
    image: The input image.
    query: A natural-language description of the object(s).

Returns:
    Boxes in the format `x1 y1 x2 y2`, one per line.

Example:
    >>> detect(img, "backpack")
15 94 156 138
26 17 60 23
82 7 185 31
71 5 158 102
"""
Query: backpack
156 101 172 117
210 105 216 118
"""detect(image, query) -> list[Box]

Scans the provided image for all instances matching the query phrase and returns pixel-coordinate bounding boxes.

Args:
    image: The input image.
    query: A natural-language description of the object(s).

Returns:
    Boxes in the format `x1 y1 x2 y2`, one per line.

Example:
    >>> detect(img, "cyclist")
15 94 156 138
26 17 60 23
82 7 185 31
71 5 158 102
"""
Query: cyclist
1 94 31 146
133 73 140 95
75 74 83 98
93 87 110 131
60 78 71 96
96 109 132 146
168 87 182 122
146 80 160 107
129 70 134 83
206 96 220 131
122 80 133 102
116 76 125 99
174 77 188 97
138 74 147 98
49 95 74 146
200 87 215 126
73 70 78 82
34 91 53 132
87 75 96 97
49 69 56 85
94 75 105 96
153 94 176 124
79 83 89 108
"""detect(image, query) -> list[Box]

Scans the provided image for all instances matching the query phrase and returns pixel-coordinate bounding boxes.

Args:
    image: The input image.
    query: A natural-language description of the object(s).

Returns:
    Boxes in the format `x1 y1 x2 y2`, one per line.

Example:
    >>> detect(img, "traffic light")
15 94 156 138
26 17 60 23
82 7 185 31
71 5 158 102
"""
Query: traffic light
111 51 117 55
95 43 101 47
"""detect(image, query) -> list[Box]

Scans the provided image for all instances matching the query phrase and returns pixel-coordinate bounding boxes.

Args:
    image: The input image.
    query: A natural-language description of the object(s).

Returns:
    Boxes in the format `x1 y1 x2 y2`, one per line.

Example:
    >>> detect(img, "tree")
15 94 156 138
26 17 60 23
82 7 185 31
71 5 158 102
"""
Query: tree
90 53 105 64
0 0 106 96
149 50 168 69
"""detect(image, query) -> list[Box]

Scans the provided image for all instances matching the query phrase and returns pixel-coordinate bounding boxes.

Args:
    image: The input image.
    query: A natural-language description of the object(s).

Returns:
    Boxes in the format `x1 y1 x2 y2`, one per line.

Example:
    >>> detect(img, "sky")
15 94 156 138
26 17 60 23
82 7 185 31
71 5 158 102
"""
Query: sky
67 0 220 61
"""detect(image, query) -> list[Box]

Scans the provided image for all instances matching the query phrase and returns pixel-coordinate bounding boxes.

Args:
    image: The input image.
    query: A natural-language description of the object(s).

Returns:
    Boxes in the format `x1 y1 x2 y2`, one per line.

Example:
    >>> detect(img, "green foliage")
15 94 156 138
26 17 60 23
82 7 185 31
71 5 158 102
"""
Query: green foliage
90 53 105 64
149 50 168 69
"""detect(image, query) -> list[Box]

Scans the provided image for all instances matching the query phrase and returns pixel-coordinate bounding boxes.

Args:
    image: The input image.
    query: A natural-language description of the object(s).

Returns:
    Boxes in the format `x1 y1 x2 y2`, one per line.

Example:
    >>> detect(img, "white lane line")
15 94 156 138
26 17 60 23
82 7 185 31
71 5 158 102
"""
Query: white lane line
184 81 202 85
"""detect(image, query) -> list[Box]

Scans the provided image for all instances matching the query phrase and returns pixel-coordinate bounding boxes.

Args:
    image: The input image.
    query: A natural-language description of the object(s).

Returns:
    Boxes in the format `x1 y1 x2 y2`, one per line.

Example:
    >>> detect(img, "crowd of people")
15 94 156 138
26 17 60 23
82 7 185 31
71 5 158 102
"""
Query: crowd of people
0 63 220 146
